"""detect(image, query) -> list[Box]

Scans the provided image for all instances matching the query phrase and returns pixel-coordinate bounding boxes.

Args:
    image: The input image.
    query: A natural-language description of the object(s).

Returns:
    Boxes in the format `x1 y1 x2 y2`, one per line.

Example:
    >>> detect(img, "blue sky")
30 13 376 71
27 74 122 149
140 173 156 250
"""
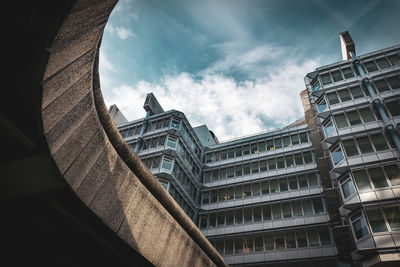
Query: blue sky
100 0 400 141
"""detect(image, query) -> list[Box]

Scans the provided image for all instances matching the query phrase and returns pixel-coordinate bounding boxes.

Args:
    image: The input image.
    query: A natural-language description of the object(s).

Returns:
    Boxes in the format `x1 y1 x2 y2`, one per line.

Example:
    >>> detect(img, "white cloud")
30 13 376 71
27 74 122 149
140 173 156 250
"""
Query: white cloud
104 23 135 40
105 59 319 141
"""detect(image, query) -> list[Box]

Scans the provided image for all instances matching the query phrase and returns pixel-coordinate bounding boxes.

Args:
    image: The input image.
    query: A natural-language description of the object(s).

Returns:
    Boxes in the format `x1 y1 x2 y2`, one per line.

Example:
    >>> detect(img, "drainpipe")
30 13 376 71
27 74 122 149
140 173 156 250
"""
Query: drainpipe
134 110 151 154
349 51 400 153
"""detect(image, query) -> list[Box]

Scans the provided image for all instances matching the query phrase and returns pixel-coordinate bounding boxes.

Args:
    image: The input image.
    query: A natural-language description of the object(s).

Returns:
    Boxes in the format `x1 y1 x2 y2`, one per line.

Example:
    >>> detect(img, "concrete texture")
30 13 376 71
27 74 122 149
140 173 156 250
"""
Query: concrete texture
39 0 227 266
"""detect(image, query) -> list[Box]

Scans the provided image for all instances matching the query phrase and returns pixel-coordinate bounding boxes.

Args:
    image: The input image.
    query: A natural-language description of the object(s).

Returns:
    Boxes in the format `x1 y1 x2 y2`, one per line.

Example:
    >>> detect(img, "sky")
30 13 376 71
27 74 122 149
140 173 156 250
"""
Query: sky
100 0 400 141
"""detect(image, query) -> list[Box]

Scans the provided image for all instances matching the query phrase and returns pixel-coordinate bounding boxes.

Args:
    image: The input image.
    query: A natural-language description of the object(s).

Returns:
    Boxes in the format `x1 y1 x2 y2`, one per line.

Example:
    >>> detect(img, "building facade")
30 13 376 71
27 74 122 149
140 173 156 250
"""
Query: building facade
113 33 400 267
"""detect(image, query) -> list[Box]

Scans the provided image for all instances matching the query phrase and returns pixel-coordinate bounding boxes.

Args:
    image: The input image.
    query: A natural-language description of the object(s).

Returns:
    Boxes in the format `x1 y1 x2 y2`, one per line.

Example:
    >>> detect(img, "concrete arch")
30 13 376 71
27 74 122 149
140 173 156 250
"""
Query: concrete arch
2 0 226 266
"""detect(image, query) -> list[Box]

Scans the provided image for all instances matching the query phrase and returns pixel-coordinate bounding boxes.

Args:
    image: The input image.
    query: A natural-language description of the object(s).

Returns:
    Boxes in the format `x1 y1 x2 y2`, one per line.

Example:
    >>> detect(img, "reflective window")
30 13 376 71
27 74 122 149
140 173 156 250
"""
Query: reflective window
376 58 390 69
343 139 359 157
347 111 362 125
359 108 375 123
296 231 308 247
286 232 296 248
356 136 373 154
364 61 378 72
340 175 355 199
319 229 331 245
334 114 349 128
327 92 339 105
383 206 400 230
272 204 282 219
321 73 332 85
368 167 388 188
384 164 400 186
342 67 354 79
353 170 372 191
261 181 269 194
338 89 352 102
263 206 271 221
352 213 369 239
386 100 400 117
324 120 335 137
349 86 364 99
308 230 320 246
253 206 262 222
331 146 344 165
331 70 343 82
366 209 388 233
387 76 400 89
374 79 389 92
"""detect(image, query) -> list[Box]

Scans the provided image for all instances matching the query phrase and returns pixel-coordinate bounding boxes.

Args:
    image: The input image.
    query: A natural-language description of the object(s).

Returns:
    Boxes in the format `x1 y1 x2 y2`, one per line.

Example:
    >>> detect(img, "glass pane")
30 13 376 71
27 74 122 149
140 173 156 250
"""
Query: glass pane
334 114 349 128
252 183 260 196
228 148 235 158
331 70 343 82
321 73 332 85
261 181 269 194
285 155 294 168
324 121 335 137
235 185 242 199
218 189 226 202
243 163 250 175
243 145 250 155
342 67 354 79
292 202 303 217
383 206 400 230
289 177 298 190
254 236 264 251
300 133 308 143
359 108 375 123
251 161 259 173
221 150 227 160
331 146 344 165
308 173 318 187
264 234 274 250
235 210 243 225
353 170 372 190
279 179 288 192
235 165 243 177
235 238 243 254
225 239 233 254
312 198 324 214
258 141 266 152
343 139 359 157
266 140 274 150
327 92 340 105
235 147 242 157
269 180 279 193
202 191 210 204
244 237 253 253
268 158 276 170
226 211 234 225
208 214 216 228
226 187 234 201
259 160 267 172
282 203 292 218
366 209 388 233
277 157 285 169
349 86 364 99
365 61 378 72
217 212 225 226
211 190 218 203
319 229 331 245
338 89 352 102
368 167 388 188
356 136 374 154
387 76 400 89
291 134 300 145
384 164 400 186
352 215 369 239
275 138 282 149
200 215 208 229
298 175 308 188
286 232 296 249
283 136 291 147
388 54 400 66
294 153 303 165
341 177 355 199
275 234 285 250
244 208 252 223
272 204 282 219
263 206 272 221
370 134 388 151
347 111 362 125
253 206 262 222
386 100 400 117
251 143 258 154
374 80 389 92
302 199 313 215
297 231 308 247
308 230 320 246
376 58 390 69
243 184 251 198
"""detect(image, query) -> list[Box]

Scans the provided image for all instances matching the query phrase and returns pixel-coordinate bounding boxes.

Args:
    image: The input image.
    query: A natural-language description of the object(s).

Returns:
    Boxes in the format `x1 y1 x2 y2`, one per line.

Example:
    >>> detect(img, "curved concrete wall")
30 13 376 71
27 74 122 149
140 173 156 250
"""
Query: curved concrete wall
40 0 226 266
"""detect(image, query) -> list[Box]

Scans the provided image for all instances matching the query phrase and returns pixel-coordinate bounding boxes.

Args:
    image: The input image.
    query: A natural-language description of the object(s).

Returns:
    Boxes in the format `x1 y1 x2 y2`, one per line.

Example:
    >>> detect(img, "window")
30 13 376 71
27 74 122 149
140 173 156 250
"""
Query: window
331 70 343 82
387 76 400 89
347 111 362 125
308 173 318 187
218 188 226 202
352 213 369 239
321 73 332 85
353 170 372 191
366 209 387 233
299 132 308 143
217 212 225 226
359 108 375 123
298 175 308 188
259 160 267 172
349 86 364 99
282 203 292 218
275 234 285 250
200 215 208 229
251 161 259 173
324 120 335 137
208 214 216 228
340 175 355 199
226 211 234 226
296 231 308 247
264 234 274 250
152 156 161 168
235 210 243 225
235 165 243 177
286 232 296 248
235 186 242 199
342 67 354 79
368 167 388 188
334 114 349 128
319 229 331 245
254 236 263 251
283 136 291 147
364 61 378 72
388 54 400 66
289 177 298 190
166 135 178 149
327 92 340 105
268 158 276 170
331 146 344 165
384 164 400 186
202 191 210 204
211 190 218 203
252 183 260 196
386 100 400 117
285 155 294 168
294 153 304 165
277 157 285 169
292 202 302 217
243 163 250 175
244 208 252 223
279 179 288 192
291 134 300 145
258 141 266 152
312 198 324 214
253 206 262 222
270 180 278 193
374 80 389 93
170 119 181 129
235 146 242 157
308 230 320 246
312 80 321 92
235 238 243 254
338 89 352 102
370 134 388 151
263 206 272 221
259 182 269 196
343 139 359 157
226 187 234 201
274 138 282 149
251 143 258 154
227 167 235 178
221 150 227 160
383 206 400 230
161 156 173 171
357 136 373 154
243 184 251 198
302 199 313 215
266 140 274 150
272 204 282 219
243 145 250 155
376 57 390 69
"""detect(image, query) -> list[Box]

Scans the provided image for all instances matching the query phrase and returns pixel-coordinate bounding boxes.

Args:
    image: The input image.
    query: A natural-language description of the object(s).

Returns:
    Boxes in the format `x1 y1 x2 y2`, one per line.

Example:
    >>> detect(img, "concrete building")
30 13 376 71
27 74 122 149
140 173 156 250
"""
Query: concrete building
114 32 400 266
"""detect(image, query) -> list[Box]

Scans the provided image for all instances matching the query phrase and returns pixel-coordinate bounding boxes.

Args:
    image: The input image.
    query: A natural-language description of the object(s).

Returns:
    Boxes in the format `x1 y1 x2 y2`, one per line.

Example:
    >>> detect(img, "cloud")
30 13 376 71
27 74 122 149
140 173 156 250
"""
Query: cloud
104 23 135 40
104 59 319 141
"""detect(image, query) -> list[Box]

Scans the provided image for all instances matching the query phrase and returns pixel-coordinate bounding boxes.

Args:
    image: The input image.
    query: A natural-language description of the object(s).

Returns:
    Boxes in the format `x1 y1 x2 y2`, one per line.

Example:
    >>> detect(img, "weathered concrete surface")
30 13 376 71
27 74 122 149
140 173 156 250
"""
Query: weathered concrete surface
40 0 227 266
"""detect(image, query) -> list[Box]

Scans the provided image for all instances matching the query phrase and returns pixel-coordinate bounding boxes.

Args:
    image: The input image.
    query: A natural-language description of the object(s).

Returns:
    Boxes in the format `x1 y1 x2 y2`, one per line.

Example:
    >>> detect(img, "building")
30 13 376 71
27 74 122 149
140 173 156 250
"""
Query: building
112 32 400 266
